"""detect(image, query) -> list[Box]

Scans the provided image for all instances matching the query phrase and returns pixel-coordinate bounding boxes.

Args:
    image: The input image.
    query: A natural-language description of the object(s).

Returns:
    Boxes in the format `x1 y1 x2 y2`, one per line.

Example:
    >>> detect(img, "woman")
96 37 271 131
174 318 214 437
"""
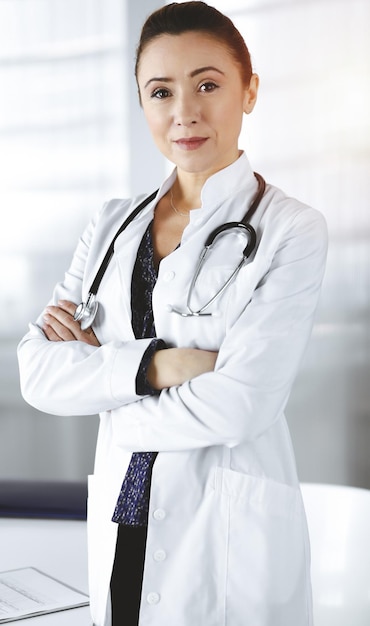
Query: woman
18 2 328 625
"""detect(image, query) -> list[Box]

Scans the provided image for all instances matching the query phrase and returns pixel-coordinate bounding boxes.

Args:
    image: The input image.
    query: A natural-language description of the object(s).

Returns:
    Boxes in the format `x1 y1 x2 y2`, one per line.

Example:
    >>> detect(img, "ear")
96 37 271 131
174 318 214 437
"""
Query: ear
243 73 259 114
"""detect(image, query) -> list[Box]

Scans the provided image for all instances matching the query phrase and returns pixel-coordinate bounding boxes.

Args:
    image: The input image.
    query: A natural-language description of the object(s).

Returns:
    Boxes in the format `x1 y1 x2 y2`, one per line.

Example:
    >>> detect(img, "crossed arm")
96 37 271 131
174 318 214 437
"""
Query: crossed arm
43 300 218 390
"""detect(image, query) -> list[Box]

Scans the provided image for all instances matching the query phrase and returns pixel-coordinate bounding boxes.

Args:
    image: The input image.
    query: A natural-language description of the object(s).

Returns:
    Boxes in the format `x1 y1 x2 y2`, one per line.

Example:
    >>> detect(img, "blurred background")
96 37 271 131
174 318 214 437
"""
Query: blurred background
0 0 369 488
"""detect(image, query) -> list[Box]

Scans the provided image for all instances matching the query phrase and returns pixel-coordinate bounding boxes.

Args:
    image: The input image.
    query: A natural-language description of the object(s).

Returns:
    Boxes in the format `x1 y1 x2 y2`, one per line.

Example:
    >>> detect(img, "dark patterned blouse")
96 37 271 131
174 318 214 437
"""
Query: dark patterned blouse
112 221 165 526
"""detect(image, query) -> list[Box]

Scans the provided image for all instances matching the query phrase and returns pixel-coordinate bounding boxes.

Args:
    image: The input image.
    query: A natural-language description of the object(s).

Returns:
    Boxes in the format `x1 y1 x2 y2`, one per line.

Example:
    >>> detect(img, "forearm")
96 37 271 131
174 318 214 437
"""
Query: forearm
107 316 315 453
17 326 156 416
106 209 328 452
147 347 218 390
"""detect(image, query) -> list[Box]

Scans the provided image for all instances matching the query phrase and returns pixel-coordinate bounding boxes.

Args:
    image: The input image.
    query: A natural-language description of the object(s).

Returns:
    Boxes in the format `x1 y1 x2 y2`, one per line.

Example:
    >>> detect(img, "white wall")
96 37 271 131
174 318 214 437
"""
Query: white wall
0 0 163 481
216 0 370 486
0 0 369 487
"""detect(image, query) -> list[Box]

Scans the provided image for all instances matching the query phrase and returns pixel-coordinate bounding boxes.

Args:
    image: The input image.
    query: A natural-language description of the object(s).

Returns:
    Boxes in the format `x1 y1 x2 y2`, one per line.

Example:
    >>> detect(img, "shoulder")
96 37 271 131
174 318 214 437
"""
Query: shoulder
262 183 326 227
251 182 328 275
96 195 148 227
76 194 152 260
87 192 156 240
260 183 328 250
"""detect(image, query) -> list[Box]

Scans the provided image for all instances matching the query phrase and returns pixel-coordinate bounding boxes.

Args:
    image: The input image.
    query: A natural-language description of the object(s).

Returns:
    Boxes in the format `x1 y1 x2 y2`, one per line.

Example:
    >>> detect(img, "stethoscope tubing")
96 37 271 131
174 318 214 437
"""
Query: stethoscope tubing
175 222 257 317
74 190 157 330
74 173 266 328
89 189 158 296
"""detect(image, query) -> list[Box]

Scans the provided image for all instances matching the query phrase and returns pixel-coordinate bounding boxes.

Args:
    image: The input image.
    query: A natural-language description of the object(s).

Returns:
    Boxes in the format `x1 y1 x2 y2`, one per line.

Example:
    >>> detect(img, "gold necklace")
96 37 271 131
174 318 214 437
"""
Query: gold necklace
170 190 190 217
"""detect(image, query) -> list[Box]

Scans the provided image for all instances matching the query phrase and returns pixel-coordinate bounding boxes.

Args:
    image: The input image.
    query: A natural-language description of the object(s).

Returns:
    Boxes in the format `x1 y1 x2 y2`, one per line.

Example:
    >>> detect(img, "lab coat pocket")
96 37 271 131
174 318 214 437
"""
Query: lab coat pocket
189 264 237 317
214 466 302 519
214 468 311 626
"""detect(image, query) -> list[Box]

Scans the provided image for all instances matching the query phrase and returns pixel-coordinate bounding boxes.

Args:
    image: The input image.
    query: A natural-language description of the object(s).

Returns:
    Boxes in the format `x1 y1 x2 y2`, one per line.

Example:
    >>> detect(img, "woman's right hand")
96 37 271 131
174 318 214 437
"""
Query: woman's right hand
43 300 100 347
147 347 218 390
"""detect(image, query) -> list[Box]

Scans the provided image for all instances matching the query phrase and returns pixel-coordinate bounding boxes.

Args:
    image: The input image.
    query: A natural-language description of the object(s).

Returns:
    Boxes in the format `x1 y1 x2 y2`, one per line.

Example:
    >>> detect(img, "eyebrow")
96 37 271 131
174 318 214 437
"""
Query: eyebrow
144 66 225 89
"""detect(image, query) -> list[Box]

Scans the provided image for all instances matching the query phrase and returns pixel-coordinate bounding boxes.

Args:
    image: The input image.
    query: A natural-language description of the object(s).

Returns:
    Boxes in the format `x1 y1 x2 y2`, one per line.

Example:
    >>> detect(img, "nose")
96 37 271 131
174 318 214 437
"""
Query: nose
173 93 199 127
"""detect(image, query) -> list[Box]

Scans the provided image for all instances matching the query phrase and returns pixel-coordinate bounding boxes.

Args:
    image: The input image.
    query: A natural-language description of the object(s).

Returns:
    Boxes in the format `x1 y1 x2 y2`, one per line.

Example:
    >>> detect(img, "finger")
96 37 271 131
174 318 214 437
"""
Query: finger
57 300 77 316
44 305 100 346
45 305 81 339
43 323 62 342
57 301 100 346
43 313 76 341
79 327 101 347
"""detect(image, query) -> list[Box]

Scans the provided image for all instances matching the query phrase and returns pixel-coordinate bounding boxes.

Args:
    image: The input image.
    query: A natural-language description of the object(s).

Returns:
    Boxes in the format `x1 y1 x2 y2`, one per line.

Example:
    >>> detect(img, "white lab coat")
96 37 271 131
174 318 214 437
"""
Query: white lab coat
18 153 328 626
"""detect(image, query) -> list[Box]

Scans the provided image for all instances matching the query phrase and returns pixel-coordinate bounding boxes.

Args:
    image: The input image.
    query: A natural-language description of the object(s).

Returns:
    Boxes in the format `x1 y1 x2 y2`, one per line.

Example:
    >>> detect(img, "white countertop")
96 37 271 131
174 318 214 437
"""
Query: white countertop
0 517 91 625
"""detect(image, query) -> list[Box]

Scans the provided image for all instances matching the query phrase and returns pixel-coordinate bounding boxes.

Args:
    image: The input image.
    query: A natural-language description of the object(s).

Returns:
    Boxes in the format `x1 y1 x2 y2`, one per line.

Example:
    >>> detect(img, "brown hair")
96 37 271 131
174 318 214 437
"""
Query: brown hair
135 1 253 87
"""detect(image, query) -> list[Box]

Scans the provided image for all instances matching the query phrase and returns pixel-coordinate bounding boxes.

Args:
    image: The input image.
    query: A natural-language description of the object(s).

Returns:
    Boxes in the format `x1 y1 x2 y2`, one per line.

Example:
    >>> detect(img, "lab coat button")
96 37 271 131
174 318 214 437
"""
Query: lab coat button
147 592 160 605
153 549 166 562
153 508 166 520
163 271 175 282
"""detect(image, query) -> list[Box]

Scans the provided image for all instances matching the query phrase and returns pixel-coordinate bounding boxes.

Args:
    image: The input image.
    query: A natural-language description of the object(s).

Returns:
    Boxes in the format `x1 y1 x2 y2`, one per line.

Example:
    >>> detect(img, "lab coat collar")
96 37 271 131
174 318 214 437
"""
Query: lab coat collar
154 152 256 214
200 152 255 210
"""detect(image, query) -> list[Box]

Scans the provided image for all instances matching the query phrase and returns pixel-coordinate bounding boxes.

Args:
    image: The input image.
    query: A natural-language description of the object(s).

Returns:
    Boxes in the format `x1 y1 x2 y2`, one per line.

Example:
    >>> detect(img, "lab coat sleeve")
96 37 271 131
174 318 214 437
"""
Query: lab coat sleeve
109 207 328 450
17 204 155 416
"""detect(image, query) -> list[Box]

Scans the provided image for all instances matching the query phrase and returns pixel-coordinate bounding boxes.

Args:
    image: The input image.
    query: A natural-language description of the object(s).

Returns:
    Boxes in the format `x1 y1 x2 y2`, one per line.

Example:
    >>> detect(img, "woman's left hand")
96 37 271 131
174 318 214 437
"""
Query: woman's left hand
43 300 101 346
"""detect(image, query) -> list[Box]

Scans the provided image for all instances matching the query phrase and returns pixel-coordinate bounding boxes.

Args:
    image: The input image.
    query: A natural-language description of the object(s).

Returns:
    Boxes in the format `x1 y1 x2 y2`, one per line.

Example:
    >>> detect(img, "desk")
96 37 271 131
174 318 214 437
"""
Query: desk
0 517 91 625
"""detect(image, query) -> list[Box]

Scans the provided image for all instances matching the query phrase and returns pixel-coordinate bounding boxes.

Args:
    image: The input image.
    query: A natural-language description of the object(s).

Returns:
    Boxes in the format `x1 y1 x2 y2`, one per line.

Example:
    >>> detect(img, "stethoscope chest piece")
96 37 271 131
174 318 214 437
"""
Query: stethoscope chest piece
74 294 99 330
72 173 266 327
73 189 159 332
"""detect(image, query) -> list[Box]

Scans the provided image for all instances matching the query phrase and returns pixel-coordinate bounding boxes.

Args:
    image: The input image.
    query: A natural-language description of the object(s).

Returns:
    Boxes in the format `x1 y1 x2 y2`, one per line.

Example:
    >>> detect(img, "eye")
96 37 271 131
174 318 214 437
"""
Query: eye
199 81 219 93
151 87 171 99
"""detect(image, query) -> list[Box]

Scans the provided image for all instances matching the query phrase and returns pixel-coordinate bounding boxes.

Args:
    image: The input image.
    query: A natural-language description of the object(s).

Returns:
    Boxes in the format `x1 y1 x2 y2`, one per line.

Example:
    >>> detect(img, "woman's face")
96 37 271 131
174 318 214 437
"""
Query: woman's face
137 32 258 179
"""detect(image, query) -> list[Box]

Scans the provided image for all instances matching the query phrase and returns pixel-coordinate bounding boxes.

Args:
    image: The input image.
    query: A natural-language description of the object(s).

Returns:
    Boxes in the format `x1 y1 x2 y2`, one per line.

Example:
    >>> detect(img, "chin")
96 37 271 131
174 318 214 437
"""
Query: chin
179 159 232 177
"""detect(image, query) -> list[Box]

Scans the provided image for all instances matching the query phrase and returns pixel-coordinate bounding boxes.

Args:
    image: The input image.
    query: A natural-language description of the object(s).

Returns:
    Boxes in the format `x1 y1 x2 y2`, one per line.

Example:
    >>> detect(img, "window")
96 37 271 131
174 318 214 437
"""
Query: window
1 0 369 487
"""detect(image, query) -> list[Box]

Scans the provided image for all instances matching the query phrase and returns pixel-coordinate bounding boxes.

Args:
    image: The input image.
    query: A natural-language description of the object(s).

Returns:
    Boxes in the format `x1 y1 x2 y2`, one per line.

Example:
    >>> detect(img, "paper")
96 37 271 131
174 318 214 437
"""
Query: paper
0 567 89 622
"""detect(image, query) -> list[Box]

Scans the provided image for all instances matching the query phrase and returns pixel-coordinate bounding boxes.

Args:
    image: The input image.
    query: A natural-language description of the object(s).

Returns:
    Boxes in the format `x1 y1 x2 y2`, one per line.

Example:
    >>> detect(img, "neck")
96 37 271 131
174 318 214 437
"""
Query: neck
171 171 207 212
172 151 243 210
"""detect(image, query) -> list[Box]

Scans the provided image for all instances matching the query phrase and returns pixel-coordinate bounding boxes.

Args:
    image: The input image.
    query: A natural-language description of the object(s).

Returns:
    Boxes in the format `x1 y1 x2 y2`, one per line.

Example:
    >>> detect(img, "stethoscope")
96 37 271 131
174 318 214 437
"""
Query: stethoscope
74 172 265 329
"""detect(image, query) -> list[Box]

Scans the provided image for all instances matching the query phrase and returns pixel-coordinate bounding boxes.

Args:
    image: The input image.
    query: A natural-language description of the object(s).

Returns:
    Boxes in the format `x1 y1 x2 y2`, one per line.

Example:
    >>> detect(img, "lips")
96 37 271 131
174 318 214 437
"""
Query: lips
174 137 208 151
